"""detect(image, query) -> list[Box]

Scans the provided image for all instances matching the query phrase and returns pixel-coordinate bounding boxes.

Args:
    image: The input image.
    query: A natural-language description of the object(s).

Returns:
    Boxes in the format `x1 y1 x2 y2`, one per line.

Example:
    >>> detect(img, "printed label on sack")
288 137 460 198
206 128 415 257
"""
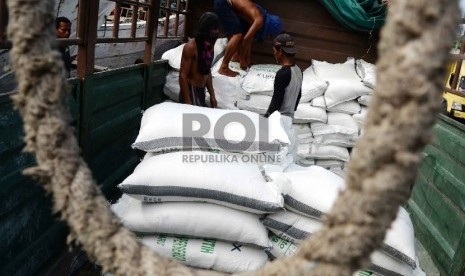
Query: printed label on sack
172 237 189 262
270 235 298 256
157 235 167 246
200 239 216 254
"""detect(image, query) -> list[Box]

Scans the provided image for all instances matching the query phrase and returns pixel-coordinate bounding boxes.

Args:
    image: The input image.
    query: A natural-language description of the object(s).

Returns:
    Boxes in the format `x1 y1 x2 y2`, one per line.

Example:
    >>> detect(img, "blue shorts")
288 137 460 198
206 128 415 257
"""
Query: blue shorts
214 0 249 37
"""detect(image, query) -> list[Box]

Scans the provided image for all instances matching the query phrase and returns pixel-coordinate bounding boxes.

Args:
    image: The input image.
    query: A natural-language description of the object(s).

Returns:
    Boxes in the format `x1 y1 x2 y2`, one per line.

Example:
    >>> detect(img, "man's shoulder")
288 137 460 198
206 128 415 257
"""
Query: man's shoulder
276 65 292 75
183 39 197 54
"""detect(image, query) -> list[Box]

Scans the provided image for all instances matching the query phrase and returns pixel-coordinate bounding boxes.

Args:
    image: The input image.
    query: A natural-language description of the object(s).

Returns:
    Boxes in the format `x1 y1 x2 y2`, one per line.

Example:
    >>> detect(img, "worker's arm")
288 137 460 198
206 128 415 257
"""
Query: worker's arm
243 9 264 44
206 73 217 108
295 88 301 111
179 43 194 105
233 1 264 68
233 0 264 44
265 67 291 118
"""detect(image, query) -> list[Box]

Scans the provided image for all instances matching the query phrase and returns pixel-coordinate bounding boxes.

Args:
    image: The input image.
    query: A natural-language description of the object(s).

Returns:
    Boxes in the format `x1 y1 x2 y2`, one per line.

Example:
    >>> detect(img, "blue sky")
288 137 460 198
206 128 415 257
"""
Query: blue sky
461 0 465 14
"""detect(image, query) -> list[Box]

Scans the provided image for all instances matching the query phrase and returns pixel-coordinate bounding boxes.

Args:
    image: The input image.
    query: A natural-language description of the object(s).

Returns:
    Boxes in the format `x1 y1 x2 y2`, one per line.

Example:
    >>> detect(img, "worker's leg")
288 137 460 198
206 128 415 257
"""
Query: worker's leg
219 33 242 77
240 42 252 70
214 0 243 76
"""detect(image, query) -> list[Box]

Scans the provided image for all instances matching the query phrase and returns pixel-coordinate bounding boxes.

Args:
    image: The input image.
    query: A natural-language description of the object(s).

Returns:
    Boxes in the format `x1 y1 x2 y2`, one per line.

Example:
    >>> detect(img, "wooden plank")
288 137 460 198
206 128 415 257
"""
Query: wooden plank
187 0 378 67
451 229 465 275
89 107 141 155
88 74 144 113
90 97 141 129
0 195 55 264
433 118 465 163
412 174 465 251
407 201 452 275
0 222 67 276
422 146 465 196
145 61 168 108
0 148 34 177
77 0 99 78
88 130 139 201
0 172 41 217
419 151 465 213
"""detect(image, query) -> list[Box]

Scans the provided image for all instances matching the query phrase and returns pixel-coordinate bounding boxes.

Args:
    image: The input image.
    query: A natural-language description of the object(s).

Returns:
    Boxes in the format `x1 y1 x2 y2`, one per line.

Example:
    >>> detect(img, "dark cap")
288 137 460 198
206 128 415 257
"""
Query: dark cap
274 33 297 55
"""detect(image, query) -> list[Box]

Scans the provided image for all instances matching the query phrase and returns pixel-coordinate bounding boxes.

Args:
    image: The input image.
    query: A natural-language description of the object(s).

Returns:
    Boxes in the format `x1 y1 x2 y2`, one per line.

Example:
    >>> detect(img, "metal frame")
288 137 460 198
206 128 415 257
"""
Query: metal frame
0 0 188 79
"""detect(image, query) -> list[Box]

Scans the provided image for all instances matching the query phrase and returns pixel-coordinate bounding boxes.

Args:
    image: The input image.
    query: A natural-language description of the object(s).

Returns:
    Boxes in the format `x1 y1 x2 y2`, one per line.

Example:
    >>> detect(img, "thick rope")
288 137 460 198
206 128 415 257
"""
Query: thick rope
6 0 458 275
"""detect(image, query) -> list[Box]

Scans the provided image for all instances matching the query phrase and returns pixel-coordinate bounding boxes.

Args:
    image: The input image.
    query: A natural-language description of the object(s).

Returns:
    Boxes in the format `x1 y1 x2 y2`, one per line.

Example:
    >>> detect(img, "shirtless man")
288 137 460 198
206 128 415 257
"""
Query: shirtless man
179 12 220 107
214 0 282 77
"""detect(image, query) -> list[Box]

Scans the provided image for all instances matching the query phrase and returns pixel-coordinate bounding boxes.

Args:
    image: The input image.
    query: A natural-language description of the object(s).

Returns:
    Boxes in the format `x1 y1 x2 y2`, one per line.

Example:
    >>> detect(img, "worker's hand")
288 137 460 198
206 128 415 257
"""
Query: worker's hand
210 96 218 108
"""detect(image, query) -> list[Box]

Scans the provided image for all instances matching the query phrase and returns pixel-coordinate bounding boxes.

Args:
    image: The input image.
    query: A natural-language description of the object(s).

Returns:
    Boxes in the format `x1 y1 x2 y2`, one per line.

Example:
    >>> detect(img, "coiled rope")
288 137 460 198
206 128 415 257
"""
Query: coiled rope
6 0 459 275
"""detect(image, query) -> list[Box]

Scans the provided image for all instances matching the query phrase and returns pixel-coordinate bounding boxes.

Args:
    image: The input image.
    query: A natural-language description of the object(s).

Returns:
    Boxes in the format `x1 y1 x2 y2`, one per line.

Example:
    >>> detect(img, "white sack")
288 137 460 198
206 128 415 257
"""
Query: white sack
133 102 290 153
301 66 329 102
358 94 372 106
313 59 372 107
265 200 417 268
142 235 268 273
278 166 345 217
163 70 180 102
268 234 414 276
326 100 361 115
307 144 350 161
311 95 326 108
293 104 327 124
236 94 272 115
241 64 281 94
112 195 270 247
353 107 368 129
162 39 228 71
118 151 285 214
357 59 377 89
321 112 361 135
161 43 185 70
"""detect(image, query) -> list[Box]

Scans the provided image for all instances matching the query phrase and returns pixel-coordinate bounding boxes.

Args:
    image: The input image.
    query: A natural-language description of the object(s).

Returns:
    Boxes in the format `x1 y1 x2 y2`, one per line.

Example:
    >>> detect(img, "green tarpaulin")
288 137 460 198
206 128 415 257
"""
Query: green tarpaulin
320 0 387 32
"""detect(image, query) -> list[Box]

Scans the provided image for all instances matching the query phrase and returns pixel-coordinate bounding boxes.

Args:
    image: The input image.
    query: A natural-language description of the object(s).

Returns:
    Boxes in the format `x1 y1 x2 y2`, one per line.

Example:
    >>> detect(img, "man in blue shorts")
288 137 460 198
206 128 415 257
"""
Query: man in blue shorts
214 0 282 77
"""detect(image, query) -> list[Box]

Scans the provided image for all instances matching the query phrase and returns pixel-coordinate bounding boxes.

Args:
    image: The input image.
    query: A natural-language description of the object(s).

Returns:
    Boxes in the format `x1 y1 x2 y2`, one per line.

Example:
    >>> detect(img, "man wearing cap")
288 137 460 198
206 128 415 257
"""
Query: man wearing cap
264 33 302 119
179 12 220 107
214 0 282 77
265 34 302 163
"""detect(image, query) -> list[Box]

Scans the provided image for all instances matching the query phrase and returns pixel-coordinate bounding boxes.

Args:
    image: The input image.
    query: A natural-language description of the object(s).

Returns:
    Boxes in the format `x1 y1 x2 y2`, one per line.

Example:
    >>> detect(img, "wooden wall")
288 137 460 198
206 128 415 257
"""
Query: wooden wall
407 115 465 276
0 62 168 275
187 0 379 69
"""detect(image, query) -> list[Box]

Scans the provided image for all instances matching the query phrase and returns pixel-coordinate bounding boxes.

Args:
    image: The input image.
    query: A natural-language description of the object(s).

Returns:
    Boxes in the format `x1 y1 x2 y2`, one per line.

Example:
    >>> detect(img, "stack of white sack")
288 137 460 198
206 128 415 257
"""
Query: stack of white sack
113 102 297 273
236 64 329 119
292 112 357 177
353 59 376 133
235 64 328 167
313 58 373 109
112 195 271 273
291 58 374 176
162 38 246 110
262 165 425 276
